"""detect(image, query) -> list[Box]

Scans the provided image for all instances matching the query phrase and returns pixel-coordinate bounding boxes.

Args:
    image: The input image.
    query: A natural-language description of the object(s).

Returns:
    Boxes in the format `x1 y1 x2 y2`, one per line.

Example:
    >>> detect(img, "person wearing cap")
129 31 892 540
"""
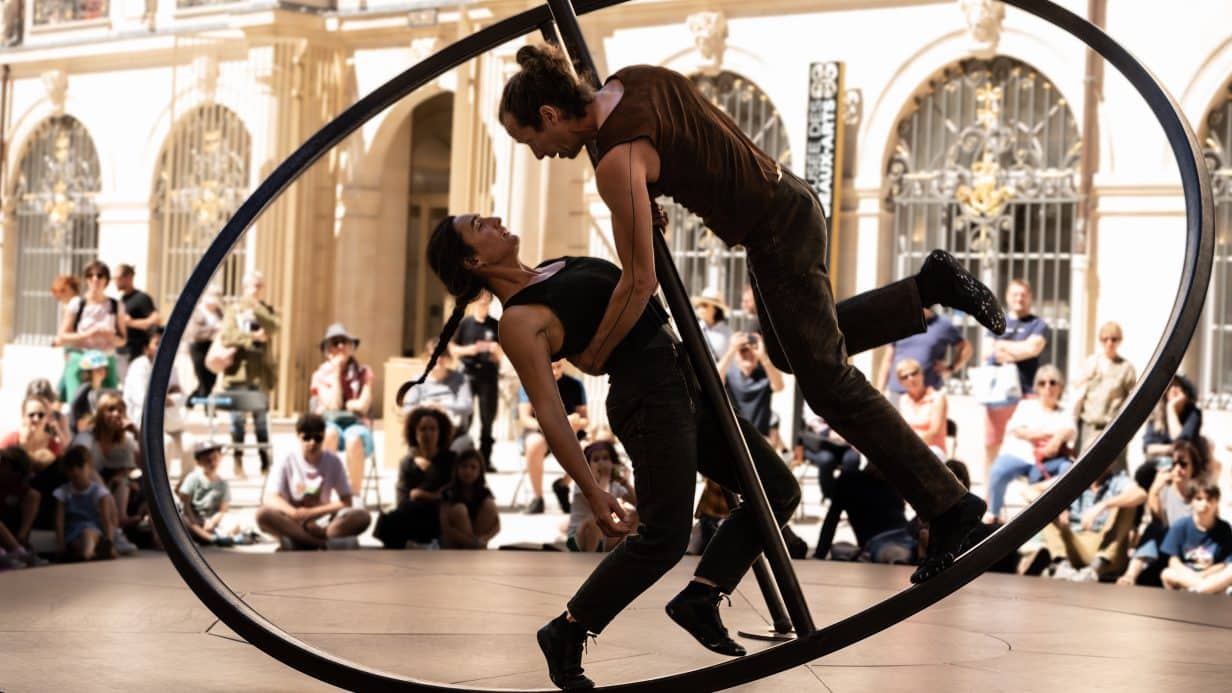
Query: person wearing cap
219 271 279 477
56 260 127 402
69 350 112 434
310 323 375 496
692 287 731 361
177 441 240 546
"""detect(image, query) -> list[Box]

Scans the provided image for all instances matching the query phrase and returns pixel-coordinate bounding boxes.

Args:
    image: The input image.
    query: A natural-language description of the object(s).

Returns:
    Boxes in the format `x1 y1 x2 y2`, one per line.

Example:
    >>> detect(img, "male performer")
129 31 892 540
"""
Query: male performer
499 44 1000 584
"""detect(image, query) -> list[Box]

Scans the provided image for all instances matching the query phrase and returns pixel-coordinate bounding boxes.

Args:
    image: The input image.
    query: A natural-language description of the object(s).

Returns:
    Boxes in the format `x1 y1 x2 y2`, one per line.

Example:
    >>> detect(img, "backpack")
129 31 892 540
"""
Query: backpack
73 296 122 336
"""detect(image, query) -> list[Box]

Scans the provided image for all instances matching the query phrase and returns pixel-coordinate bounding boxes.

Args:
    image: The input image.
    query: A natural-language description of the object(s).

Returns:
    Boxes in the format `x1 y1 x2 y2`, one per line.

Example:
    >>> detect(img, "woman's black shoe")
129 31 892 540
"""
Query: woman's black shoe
536 613 595 690
525 496 545 515
665 583 747 657
910 492 987 584
553 478 572 513
917 250 1006 335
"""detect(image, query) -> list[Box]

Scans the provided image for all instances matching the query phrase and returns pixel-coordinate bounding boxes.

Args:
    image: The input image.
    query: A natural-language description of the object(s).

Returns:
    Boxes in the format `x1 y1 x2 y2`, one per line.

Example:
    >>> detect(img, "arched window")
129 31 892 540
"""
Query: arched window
12 116 101 345
150 104 252 309
886 57 1081 384
662 71 792 328
1200 85 1232 408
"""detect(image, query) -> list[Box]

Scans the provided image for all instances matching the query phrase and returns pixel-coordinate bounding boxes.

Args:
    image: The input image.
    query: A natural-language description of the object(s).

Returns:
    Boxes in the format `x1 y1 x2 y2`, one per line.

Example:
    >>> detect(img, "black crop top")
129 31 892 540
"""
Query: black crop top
502 256 671 368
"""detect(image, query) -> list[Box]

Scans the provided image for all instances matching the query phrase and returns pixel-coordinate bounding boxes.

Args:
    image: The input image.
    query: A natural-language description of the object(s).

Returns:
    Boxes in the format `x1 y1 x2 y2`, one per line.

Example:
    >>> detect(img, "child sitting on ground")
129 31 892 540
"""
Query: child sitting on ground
54 446 119 562
439 449 500 549
567 441 637 553
178 441 241 547
0 446 45 569
1160 481 1232 594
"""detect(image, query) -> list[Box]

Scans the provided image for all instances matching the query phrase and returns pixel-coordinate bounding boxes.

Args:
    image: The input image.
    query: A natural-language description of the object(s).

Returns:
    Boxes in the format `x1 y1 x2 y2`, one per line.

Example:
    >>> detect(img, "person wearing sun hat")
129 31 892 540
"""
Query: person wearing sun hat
310 323 375 497
692 286 731 360
69 350 112 434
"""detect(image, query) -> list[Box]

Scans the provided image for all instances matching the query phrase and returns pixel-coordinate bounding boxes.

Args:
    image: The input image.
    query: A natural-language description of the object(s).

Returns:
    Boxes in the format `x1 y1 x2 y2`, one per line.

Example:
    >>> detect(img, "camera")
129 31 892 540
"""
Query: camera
248 321 262 332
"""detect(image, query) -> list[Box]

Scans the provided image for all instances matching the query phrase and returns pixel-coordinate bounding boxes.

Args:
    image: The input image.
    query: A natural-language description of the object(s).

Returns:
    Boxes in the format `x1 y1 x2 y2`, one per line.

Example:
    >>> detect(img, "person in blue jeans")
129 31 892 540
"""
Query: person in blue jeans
985 365 1076 521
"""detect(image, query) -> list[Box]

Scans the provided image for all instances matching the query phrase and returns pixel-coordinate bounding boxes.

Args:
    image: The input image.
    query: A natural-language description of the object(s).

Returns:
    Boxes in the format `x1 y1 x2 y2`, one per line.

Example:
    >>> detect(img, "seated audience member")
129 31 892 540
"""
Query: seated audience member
178 442 241 547
373 407 457 549
718 331 784 439
439 450 500 550
24 379 70 452
793 404 862 494
985 364 1076 522
916 459 1022 574
1141 374 1202 467
69 349 111 434
124 326 186 475
816 461 917 564
54 446 120 562
877 306 972 401
72 392 141 555
310 323 375 496
567 441 637 553
2 395 64 467
1159 481 1232 594
256 414 371 550
0 447 44 568
1119 439 1208 587
895 357 949 458
516 360 587 515
1037 463 1139 581
400 339 474 452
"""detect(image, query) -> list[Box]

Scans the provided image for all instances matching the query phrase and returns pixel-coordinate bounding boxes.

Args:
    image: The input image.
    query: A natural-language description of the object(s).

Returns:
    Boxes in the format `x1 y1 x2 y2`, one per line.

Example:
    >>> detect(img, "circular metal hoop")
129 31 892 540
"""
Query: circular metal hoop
141 1 1213 690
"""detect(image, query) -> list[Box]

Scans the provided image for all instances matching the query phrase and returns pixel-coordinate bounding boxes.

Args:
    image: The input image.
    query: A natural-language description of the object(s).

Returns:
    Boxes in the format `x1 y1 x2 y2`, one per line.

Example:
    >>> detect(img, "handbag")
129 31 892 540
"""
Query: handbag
205 337 238 375
968 363 1023 407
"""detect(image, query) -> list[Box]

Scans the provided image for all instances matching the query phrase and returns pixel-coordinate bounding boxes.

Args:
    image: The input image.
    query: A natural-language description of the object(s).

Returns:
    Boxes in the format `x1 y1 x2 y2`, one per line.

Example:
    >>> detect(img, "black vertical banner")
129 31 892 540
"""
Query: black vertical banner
804 61 846 271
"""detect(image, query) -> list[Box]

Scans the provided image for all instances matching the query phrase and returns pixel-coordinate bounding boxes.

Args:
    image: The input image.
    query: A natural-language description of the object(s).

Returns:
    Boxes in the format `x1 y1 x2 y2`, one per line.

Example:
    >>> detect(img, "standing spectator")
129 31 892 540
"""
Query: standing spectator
878 307 972 400
178 442 240 546
1141 374 1202 467
53 446 119 562
983 279 1050 470
984 364 1076 521
439 449 500 549
114 263 160 380
516 360 587 514
450 291 502 471
717 331 784 437
693 287 731 360
1159 482 1232 594
255 414 370 550
374 407 457 548
49 274 81 348
739 285 760 333
124 327 186 476
567 441 636 553
68 350 111 434
895 357 949 458
0 447 42 565
187 284 225 399
219 271 279 477
310 323 375 496
1072 321 1137 471
1119 439 1208 587
1 395 64 467
56 261 127 402
401 339 473 451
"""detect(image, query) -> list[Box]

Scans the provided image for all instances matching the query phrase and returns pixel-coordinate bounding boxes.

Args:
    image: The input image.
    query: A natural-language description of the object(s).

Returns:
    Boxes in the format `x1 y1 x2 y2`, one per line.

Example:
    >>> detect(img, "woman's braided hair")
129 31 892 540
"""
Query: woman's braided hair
499 43 595 130
395 216 486 406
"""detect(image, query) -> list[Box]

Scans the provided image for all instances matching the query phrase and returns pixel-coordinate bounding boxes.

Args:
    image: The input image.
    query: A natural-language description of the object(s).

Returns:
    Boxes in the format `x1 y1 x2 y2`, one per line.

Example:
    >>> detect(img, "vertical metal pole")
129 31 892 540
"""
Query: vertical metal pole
542 0 815 636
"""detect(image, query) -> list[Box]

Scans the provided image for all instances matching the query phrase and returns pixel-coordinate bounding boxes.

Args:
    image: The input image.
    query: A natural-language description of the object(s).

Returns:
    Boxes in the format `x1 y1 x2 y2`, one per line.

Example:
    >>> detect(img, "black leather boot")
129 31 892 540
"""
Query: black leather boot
665 582 747 657
916 249 1006 335
911 492 987 584
536 612 594 690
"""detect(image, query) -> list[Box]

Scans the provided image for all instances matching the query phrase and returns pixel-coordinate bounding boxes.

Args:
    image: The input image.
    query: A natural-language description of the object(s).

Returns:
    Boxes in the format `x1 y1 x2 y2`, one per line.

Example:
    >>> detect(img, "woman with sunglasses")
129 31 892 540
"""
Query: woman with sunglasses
1072 321 1137 472
1 395 64 467
55 260 127 402
985 364 1077 522
1118 438 1211 586
895 357 949 458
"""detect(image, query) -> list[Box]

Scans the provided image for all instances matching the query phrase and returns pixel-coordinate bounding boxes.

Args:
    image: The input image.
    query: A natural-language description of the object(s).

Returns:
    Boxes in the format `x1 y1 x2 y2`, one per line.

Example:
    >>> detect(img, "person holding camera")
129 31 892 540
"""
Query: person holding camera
219 271 279 478
717 330 783 438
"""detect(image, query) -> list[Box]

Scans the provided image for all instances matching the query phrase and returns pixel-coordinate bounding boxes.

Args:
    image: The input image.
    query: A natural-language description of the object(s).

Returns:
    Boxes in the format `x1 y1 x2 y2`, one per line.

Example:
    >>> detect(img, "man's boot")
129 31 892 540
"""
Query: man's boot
536 612 594 690
665 581 747 656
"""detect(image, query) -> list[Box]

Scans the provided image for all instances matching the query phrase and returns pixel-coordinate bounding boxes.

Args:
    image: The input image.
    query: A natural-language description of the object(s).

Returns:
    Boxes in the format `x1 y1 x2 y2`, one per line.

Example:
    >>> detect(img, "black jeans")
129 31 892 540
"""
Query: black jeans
467 371 499 466
745 170 965 520
566 342 800 633
189 340 217 399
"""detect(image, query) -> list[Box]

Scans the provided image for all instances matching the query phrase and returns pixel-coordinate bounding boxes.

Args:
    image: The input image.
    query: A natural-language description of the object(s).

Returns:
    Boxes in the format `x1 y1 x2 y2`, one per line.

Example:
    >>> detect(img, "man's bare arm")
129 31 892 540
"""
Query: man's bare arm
575 140 660 373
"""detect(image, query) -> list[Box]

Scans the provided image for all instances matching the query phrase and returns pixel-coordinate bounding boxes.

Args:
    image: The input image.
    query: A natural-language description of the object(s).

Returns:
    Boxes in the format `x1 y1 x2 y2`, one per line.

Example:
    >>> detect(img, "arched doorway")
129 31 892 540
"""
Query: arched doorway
662 71 792 329
12 115 101 344
150 104 252 311
885 57 1082 384
1199 83 1232 407
403 92 452 356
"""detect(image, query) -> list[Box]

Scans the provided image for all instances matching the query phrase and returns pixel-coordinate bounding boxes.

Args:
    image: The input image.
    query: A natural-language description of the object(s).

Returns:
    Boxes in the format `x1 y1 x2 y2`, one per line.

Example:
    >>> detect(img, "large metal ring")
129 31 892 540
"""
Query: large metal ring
141 1 1213 690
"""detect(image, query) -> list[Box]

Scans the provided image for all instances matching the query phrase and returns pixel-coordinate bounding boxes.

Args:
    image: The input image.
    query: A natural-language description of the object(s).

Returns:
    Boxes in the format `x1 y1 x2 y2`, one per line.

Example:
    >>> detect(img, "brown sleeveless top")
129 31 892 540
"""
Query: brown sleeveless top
595 66 779 246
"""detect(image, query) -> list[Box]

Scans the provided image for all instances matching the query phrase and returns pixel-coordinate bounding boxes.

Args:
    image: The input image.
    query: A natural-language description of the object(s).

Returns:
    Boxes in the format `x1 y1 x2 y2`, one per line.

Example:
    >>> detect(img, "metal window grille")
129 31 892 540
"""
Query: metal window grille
32 0 109 26
150 104 252 310
662 71 792 330
885 58 1082 389
1200 88 1232 408
12 115 101 345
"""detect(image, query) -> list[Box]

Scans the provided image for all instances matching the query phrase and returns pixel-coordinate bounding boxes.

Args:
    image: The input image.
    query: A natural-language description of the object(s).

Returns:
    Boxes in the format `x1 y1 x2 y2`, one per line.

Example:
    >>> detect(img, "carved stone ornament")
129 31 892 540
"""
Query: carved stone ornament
686 10 728 73
42 69 68 116
195 54 220 104
959 0 1006 59
843 88 863 126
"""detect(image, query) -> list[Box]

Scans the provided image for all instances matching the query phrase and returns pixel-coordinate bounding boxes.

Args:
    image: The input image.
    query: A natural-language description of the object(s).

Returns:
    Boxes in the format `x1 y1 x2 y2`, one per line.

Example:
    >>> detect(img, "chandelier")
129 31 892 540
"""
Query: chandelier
18 128 99 249
167 128 247 241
